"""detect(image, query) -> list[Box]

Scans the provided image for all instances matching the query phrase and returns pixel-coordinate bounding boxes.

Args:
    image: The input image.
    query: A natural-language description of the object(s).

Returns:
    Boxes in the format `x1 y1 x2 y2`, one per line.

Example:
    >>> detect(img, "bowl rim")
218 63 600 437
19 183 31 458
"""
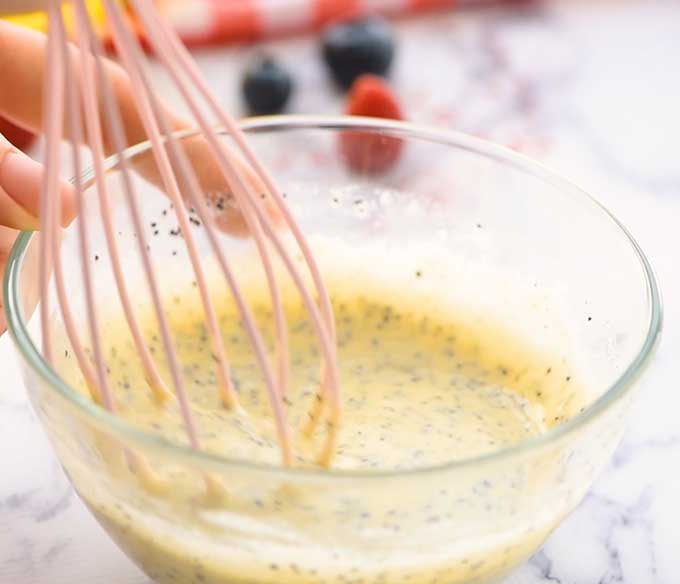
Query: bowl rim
3 115 663 479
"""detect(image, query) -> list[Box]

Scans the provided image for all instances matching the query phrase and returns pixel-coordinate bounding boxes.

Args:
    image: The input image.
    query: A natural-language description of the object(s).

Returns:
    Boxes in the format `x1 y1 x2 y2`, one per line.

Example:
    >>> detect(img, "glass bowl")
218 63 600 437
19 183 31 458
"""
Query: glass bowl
4 116 661 584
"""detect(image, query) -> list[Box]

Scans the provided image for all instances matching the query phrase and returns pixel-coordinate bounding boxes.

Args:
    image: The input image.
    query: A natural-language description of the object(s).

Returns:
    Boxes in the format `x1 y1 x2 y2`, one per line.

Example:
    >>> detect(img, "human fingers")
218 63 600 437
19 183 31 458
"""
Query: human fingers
0 133 75 230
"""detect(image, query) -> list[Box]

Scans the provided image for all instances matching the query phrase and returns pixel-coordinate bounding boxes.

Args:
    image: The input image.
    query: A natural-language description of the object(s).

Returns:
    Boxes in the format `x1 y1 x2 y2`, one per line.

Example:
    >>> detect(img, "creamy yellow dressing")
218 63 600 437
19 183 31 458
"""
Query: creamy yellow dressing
52 282 586 584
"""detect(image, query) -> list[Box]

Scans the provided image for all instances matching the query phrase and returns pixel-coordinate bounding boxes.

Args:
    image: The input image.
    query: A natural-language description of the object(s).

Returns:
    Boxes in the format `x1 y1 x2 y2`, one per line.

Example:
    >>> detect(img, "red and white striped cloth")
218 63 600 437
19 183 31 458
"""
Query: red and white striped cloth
153 0 509 46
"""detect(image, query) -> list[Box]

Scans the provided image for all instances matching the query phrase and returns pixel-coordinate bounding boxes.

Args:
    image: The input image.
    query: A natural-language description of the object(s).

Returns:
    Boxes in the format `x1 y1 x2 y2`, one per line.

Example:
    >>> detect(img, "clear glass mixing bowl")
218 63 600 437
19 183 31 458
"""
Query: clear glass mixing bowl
4 117 661 584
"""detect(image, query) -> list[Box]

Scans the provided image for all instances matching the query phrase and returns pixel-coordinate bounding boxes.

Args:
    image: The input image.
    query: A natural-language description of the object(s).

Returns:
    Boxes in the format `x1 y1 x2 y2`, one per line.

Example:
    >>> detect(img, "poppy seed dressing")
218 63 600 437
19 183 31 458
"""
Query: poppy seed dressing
51 275 586 584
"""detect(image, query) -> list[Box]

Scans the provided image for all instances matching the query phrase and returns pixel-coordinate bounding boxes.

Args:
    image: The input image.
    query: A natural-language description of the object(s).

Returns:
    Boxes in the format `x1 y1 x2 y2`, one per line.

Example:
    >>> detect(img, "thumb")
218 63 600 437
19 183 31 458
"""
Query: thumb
0 132 76 231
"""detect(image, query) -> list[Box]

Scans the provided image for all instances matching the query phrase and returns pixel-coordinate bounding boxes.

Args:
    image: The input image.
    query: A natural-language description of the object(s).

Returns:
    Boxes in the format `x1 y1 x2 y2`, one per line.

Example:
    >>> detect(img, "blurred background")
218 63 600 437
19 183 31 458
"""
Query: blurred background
0 1 679 583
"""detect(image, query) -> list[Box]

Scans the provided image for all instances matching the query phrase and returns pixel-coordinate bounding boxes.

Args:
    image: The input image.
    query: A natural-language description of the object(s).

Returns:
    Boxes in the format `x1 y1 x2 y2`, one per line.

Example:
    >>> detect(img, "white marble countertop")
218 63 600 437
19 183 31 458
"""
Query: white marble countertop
2 1 679 582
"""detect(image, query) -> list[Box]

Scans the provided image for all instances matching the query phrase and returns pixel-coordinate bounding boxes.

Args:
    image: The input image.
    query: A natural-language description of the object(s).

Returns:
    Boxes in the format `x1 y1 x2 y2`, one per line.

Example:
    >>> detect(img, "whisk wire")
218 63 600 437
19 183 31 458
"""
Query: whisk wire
134 0 342 458
40 0 342 469
144 10 342 439
73 0 173 406
103 0 296 462
99 0 242 414
71 0 203 449
57 2 109 406
133 3 294 409
38 0 66 366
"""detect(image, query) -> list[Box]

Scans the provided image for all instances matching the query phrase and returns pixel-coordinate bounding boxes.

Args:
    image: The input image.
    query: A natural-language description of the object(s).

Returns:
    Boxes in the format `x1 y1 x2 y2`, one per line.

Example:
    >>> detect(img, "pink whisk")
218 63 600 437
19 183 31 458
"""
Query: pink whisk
38 0 341 472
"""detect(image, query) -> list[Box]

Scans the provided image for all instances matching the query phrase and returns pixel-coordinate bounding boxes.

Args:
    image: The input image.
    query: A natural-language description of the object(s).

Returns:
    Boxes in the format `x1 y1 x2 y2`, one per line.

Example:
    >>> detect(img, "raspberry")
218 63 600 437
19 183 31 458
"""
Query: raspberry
340 75 404 174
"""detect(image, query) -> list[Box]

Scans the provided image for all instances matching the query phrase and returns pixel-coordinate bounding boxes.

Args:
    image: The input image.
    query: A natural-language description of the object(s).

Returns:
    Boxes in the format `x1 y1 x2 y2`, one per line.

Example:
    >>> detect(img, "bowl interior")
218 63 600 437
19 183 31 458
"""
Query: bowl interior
4 117 662 584
6 116 661 473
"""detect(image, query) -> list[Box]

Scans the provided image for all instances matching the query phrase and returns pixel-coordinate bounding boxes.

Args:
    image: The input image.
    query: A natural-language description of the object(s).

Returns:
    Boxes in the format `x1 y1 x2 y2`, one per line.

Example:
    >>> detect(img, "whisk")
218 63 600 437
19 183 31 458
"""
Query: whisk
38 0 340 473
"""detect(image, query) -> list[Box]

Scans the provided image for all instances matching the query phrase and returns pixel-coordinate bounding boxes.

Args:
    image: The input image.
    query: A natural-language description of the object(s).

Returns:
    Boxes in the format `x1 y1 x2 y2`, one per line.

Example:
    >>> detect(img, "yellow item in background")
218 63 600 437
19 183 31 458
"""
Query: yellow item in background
4 11 48 32
3 1 109 35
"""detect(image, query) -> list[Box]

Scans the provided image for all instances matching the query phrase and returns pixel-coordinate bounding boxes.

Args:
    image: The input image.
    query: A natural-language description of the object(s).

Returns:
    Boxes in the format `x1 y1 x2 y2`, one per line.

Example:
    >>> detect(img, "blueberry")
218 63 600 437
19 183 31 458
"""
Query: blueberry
322 18 395 89
242 57 293 115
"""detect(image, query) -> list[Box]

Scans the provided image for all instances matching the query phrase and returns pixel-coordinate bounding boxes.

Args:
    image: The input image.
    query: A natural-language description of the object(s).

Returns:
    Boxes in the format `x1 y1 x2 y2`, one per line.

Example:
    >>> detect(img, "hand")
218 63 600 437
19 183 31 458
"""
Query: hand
0 20 271 335
0 22 75 335
0 0 49 16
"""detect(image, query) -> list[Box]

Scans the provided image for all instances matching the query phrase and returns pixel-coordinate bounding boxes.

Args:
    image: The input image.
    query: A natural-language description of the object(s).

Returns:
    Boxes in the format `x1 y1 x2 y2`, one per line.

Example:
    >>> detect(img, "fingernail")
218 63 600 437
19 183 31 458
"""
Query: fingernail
0 150 43 218
0 151 76 227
